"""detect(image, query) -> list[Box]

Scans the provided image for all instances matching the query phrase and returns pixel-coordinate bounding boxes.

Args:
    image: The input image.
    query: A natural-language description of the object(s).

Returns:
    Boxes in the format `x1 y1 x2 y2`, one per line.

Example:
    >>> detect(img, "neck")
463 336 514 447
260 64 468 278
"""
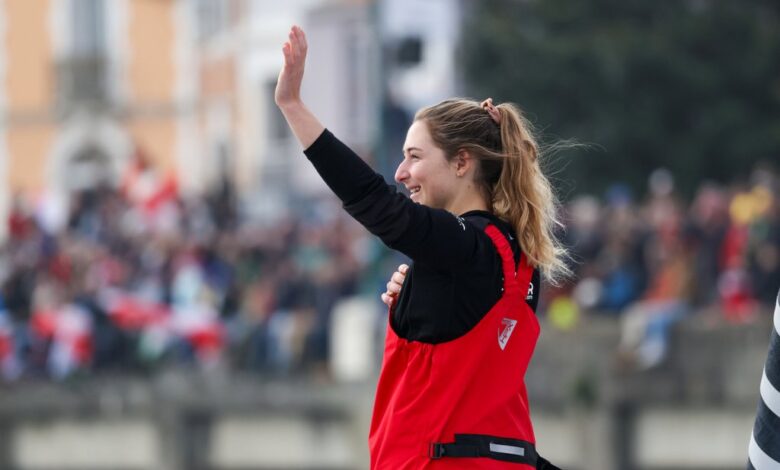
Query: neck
446 187 490 216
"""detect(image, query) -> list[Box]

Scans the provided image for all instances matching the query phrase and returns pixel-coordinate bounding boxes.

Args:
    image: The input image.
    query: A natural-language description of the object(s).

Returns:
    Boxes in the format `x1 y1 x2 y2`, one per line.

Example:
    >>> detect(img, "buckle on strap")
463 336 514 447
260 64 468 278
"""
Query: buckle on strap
429 441 480 459
429 434 537 465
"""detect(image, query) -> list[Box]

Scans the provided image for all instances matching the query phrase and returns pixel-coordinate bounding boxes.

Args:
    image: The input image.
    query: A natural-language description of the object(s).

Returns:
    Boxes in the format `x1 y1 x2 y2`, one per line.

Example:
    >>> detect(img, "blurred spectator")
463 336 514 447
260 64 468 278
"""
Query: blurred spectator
0 168 372 381
557 166 780 369
1 158 778 380
617 171 693 369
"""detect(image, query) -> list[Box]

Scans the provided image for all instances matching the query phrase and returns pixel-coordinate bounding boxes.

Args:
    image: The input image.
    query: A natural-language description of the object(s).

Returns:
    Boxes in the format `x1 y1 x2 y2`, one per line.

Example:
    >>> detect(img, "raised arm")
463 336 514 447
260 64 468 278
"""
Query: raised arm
274 26 486 271
274 26 324 149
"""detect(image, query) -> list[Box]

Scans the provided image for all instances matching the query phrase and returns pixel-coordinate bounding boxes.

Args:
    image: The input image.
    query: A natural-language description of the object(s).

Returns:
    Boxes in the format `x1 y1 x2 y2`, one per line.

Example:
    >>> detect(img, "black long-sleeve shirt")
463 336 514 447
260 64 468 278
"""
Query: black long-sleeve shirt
304 129 540 344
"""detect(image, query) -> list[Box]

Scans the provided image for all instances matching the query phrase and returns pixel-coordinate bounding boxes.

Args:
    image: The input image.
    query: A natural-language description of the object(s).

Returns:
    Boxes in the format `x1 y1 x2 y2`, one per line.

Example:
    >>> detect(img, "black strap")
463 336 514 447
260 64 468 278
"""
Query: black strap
429 434 539 466
536 455 564 470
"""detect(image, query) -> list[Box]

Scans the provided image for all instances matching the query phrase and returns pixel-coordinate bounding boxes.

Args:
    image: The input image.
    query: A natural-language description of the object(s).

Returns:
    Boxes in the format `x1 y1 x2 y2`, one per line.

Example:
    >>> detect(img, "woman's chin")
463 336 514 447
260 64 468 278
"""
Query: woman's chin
410 193 434 207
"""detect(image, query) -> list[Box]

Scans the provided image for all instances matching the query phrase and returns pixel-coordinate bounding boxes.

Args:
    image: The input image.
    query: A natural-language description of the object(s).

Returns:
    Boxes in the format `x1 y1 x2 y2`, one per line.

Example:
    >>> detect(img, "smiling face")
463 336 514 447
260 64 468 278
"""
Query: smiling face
395 120 461 211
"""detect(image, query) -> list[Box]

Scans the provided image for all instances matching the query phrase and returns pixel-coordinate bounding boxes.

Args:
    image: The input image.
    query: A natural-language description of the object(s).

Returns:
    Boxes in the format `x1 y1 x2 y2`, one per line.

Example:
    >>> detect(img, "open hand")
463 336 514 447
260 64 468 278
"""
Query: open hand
381 264 409 307
275 25 308 108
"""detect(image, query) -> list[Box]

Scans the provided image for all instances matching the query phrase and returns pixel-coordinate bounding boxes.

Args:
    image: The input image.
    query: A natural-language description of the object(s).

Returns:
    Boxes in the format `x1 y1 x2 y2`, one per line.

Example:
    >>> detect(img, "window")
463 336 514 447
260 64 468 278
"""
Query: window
196 0 229 42
72 0 106 56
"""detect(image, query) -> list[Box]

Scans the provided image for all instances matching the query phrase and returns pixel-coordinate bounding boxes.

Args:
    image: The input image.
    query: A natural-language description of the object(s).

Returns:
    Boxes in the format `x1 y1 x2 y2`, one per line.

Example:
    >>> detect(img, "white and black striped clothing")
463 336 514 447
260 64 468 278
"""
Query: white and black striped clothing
748 288 780 469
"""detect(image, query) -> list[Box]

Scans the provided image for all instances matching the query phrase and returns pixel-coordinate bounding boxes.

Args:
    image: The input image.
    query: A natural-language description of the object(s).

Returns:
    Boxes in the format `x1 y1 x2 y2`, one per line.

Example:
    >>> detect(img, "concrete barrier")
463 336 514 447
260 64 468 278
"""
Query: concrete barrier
0 310 772 470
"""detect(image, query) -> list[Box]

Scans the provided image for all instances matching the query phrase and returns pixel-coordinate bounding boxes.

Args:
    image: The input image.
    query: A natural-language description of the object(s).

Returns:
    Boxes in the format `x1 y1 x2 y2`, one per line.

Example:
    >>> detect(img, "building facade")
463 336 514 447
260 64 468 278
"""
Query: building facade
0 0 454 238
0 0 246 239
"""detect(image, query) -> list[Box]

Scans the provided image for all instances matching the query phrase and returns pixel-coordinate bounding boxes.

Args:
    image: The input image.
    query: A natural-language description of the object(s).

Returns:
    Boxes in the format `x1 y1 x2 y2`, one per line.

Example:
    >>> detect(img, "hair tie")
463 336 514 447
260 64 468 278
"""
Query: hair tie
480 98 501 126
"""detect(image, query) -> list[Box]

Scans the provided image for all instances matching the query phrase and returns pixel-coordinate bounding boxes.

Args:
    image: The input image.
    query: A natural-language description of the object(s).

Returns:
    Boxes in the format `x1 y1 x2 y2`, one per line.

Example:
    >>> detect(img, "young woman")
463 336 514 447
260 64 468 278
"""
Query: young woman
276 25 566 470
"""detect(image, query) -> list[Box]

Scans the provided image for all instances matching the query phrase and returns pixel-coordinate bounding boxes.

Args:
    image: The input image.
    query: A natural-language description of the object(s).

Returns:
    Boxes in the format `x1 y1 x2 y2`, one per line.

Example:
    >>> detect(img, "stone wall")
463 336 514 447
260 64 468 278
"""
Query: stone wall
0 313 771 470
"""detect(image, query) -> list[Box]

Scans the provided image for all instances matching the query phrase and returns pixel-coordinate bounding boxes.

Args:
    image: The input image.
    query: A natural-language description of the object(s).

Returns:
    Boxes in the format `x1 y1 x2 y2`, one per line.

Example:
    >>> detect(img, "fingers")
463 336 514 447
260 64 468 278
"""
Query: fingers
299 26 308 52
386 264 408 294
380 263 410 307
293 25 307 53
381 292 394 307
391 270 406 286
387 271 407 292
286 25 307 64
276 26 308 107
386 279 401 295
287 31 297 62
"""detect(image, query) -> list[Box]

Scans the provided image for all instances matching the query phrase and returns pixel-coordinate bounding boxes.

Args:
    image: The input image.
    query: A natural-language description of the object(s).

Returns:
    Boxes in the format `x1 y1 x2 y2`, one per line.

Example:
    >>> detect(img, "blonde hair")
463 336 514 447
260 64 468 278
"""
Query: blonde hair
415 98 570 283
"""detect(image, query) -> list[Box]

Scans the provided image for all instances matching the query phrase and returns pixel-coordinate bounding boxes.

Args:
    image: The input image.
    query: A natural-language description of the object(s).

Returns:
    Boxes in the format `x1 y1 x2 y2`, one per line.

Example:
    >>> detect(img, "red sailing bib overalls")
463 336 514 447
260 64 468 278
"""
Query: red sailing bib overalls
369 224 541 469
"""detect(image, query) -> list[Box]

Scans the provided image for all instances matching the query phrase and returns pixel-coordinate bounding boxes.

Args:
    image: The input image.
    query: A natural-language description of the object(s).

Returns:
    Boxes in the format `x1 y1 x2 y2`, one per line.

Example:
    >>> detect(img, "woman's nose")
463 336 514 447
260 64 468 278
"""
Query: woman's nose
395 161 409 184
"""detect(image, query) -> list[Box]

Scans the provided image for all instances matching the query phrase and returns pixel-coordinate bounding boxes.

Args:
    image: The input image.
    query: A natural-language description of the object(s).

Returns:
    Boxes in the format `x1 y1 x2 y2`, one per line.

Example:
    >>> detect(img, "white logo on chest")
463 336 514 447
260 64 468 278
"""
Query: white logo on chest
498 318 518 350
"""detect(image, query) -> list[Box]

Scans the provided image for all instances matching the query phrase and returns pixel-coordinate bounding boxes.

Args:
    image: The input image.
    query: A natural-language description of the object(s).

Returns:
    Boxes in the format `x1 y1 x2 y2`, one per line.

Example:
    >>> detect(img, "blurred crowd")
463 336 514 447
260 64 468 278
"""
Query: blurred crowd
1 160 778 380
552 166 780 368
0 160 375 381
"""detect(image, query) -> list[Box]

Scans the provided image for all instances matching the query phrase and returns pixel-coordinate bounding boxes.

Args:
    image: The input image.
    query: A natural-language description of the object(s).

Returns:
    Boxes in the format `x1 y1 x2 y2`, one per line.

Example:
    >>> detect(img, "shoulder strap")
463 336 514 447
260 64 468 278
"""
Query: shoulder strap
483 224 531 296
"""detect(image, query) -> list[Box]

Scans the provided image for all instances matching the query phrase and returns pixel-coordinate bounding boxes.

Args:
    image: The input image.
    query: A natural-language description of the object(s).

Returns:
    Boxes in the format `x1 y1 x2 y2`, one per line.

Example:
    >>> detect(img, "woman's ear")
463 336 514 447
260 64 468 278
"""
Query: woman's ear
453 150 474 177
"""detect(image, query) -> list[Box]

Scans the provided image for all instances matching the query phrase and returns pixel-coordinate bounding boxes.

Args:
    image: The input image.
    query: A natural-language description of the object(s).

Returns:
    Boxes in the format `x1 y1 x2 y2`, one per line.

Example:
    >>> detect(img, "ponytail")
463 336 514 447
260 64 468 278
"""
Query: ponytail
493 103 570 284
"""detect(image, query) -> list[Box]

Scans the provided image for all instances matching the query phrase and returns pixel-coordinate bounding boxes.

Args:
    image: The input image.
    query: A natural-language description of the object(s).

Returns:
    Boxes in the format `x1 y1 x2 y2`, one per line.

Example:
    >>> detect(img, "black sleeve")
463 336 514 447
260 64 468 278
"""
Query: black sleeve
304 129 484 270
